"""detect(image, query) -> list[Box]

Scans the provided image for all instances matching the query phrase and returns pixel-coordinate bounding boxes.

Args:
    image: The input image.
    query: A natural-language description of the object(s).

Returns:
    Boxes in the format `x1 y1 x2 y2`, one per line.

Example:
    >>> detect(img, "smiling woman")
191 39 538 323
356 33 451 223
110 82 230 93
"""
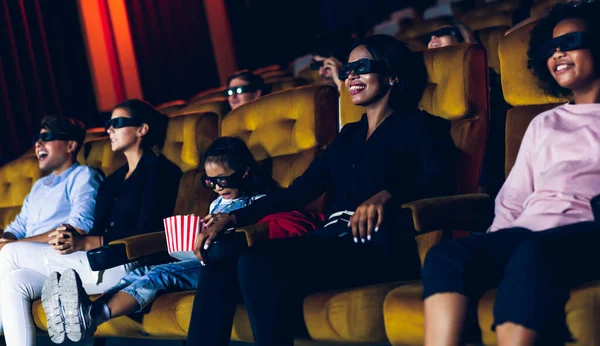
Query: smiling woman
422 2 600 345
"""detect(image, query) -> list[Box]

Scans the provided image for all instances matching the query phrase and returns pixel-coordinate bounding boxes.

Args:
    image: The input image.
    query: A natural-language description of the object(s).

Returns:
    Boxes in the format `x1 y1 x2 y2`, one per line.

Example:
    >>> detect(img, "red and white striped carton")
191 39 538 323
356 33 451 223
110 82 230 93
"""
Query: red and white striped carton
162 215 203 261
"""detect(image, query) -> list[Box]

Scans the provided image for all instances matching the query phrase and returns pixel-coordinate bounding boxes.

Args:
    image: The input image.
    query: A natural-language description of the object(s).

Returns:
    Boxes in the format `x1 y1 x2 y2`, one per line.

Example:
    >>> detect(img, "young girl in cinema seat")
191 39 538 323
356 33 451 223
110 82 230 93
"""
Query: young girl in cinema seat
422 2 600 345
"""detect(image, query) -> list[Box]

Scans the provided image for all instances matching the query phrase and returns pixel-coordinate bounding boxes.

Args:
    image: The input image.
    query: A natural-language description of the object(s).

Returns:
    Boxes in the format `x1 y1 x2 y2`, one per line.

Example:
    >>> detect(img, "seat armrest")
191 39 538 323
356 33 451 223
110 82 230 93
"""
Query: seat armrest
86 231 167 271
401 193 494 233
236 223 270 246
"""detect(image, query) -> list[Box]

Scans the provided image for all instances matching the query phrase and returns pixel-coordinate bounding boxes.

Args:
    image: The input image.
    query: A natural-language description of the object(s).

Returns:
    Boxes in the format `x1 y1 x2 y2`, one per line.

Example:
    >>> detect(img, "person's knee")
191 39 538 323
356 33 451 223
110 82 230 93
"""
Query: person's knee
422 241 469 282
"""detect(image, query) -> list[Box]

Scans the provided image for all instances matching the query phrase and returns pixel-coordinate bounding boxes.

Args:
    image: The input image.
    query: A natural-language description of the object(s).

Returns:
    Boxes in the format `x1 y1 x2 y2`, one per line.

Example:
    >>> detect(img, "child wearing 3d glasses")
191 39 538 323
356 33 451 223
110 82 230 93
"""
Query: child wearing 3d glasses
423 1 600 345
40 136 276 344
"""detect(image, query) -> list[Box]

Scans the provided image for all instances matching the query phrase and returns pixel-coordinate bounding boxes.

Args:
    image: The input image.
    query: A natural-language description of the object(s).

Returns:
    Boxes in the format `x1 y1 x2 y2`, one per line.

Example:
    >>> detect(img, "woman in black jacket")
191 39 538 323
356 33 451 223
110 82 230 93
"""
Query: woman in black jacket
188 35 457 346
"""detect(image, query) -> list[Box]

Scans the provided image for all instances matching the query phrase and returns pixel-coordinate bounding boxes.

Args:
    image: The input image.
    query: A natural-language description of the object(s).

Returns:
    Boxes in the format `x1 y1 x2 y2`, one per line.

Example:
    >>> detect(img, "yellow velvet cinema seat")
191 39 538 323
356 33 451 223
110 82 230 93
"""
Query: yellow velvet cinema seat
382 21 591 346
0 155 43 231
317 43 489 344
396 16 455 41
30 85 340 341
175 96 230 120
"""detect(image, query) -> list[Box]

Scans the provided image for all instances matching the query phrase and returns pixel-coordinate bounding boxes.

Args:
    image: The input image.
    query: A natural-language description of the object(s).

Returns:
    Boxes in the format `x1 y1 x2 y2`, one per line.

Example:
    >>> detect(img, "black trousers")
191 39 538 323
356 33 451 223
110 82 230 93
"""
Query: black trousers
422 221 600 344
186 211 421 346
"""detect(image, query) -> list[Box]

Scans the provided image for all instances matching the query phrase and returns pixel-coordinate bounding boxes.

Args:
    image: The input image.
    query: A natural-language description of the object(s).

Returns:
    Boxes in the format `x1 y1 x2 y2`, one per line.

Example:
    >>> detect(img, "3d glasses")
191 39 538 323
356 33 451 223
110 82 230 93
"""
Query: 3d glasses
537 32 598 60
32 131 73 145
104 117 144 131
225 85 259 96
310 59 324 70
202 171 244 190
427 27 464 42
338 58 390 80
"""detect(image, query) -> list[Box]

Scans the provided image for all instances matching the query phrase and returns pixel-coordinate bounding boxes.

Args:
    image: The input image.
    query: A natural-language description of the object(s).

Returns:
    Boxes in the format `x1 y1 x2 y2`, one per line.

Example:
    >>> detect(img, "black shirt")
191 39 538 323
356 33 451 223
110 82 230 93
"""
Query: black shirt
232 110 457 226
89 153 182 243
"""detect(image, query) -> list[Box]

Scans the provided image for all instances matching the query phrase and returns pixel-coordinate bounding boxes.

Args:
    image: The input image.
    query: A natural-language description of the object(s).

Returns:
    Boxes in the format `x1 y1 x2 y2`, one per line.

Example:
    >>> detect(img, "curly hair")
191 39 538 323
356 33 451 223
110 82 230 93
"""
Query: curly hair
527 0 600 98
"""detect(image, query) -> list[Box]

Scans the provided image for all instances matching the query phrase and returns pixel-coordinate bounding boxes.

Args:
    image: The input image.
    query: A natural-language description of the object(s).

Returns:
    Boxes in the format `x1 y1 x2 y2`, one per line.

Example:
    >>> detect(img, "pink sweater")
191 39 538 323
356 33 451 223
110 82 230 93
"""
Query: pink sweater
489 103 600 232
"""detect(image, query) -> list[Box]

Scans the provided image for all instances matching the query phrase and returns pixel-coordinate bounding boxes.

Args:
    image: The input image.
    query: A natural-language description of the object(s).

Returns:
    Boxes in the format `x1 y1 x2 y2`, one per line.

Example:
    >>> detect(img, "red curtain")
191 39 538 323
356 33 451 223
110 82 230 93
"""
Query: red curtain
0 0 97 163
125 0 220 105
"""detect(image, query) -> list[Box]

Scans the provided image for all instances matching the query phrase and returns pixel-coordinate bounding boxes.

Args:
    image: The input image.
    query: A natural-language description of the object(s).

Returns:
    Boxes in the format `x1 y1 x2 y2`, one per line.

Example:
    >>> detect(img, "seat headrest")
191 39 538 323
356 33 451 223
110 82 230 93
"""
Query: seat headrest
221 85 338 161
0 155 43 208
420 43 487 120
163 112 219 171
340 43 487 126
463 11 514 31
499 20 569 106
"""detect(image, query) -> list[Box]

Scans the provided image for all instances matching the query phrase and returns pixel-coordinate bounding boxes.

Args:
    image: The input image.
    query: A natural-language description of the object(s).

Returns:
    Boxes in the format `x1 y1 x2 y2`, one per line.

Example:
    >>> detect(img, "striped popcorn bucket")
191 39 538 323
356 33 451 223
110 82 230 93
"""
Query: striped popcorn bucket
162 215 203 261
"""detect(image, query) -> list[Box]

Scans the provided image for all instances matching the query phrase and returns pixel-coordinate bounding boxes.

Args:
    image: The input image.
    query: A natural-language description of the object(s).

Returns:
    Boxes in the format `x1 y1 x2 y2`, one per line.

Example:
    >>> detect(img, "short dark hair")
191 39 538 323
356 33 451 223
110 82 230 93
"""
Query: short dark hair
40 115 86 156
527 1 600 98
202 136 278 195
113 99 169 149
227 71 265 91
353 34 426 110
314 30 355 62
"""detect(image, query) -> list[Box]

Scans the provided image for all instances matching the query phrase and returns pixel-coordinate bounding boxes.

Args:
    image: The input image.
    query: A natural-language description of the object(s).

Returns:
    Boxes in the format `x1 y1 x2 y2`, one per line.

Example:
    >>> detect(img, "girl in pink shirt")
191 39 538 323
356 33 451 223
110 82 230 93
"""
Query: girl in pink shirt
422 1 600 345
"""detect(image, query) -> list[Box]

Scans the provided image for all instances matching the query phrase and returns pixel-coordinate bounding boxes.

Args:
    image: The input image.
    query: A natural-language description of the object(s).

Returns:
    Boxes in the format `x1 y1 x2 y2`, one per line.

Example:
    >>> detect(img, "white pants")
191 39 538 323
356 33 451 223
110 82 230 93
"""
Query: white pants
0 242 138 346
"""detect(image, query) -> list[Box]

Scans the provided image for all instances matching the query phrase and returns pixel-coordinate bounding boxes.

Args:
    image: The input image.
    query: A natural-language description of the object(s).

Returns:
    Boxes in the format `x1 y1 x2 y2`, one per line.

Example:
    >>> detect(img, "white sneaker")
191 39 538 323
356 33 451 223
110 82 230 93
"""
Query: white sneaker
41 272 65 344
58 269 97 342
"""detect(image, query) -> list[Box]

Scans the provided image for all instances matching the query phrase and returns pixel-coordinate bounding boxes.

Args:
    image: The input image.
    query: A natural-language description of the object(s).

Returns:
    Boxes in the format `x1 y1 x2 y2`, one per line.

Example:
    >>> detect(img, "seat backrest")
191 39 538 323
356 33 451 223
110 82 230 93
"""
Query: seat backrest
221 85 339 210
162 112 219 172
189 86 227 103
498 20 568 176
340 43 489 194
85 137 126 176
476 26 510 75
0 155 43 229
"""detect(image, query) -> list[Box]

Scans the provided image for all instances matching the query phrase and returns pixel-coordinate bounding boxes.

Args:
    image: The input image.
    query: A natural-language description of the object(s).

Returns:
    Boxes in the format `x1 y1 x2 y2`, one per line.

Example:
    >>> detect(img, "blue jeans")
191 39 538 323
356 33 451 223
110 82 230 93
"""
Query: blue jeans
104 259 201 312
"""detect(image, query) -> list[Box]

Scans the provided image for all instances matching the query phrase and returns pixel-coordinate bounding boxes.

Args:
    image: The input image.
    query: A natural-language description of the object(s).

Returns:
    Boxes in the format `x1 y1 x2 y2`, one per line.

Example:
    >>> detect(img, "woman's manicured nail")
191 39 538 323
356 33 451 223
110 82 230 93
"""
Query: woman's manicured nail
200 261 205 266
374 227 379 232
361 238 365 243
203 244 209 250
353 237 358 243
367 235 372 241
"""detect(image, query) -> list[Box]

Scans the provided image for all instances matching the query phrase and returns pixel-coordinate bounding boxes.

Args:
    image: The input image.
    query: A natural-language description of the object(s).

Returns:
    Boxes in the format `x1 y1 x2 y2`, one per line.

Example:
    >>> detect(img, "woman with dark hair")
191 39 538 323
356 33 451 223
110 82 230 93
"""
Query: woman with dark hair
187 35 457 346
32 99 182 344
422 2 600 345
226 71 265 111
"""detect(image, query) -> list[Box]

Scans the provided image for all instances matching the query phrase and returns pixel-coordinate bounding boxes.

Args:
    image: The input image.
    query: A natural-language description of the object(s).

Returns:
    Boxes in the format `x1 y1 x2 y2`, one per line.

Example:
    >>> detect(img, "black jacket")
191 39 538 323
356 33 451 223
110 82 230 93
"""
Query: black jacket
89 153 182 243
232 110 457 226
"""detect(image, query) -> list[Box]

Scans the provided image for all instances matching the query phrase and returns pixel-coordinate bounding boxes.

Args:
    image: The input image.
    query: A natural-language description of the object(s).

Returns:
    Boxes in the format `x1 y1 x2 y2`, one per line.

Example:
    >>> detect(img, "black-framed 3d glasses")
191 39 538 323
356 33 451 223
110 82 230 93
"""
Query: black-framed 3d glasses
310 59 324 70
201 171 244 190
537 32 598 60
32 132 72 145
426 27 463 42
104 117 144 131
338 58 390 80
225 85 259 96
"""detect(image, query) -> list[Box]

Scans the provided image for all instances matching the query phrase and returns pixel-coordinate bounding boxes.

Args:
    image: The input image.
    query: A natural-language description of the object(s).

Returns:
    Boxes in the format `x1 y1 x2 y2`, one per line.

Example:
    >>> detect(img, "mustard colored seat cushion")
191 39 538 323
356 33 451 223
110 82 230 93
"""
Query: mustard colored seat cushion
0 155 43 230
303 282 403 343
32 291 255 341
383 282 425 346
